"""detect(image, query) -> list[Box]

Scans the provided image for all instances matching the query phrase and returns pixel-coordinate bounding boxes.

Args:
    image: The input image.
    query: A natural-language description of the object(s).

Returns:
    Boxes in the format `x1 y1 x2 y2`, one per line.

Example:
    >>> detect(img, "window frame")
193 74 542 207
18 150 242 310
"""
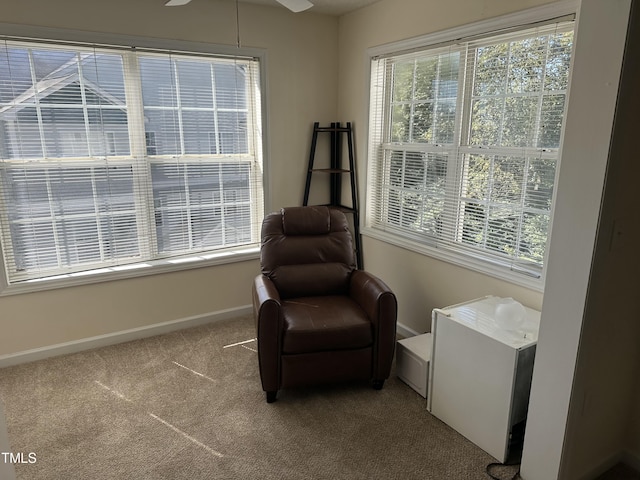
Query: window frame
364 1 578 292
0 24 268 296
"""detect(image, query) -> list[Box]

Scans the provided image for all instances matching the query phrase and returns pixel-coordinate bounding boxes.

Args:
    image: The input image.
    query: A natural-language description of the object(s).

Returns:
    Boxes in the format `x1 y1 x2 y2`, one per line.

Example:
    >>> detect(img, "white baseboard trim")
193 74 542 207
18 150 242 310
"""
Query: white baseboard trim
396 322 423 339
1 314 434 368
0 305 253 369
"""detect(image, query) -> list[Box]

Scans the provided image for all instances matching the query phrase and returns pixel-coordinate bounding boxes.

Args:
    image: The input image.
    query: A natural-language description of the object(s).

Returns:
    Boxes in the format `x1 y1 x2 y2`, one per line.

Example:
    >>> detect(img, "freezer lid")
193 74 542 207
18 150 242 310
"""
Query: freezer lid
436 296 540 348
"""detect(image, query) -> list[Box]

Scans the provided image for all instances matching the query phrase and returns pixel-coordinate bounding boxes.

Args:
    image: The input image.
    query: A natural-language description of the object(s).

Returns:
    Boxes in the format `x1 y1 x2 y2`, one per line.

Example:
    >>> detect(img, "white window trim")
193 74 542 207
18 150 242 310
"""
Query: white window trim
363 0 579 292
0 23 269 296
0 245 260 296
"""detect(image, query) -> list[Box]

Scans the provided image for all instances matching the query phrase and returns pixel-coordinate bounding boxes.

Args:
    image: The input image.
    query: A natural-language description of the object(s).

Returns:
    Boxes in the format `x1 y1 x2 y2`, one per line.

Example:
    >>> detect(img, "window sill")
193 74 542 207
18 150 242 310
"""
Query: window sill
0 246 260 296
361 227 544 293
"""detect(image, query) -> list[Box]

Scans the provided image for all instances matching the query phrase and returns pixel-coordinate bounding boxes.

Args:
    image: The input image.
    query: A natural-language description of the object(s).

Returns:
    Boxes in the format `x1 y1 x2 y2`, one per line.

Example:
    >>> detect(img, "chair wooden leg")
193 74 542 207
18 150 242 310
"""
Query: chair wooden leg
266 391 278 403
372 379 385 390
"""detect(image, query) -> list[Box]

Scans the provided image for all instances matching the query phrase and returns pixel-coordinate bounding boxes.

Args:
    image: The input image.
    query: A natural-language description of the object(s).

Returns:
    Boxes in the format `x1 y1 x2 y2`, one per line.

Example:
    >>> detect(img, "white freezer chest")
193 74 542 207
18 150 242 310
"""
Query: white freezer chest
427 296 540 463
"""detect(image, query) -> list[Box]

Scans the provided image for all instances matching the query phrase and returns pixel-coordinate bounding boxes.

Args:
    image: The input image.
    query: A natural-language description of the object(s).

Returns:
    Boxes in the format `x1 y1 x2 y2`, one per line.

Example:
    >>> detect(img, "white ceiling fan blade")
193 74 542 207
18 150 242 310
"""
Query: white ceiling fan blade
275 0 313 13
164 0 192 6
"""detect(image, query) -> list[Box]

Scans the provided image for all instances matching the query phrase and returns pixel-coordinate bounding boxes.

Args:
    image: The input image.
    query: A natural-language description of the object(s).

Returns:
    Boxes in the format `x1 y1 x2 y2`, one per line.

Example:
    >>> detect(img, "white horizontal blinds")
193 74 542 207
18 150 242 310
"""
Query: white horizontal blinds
455 24 573 274
0 39 263 284
366 57 388 232
367 20 573 278
138 54 262 257
368 46 461 241
0 41 141 282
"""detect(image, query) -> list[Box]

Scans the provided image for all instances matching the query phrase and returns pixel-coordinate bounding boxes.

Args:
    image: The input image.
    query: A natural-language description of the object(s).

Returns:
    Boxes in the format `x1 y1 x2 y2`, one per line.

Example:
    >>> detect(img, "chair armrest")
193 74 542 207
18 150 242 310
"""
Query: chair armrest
252 275 283 393
253 274 281 314
349 270 397 380
349 270 397 323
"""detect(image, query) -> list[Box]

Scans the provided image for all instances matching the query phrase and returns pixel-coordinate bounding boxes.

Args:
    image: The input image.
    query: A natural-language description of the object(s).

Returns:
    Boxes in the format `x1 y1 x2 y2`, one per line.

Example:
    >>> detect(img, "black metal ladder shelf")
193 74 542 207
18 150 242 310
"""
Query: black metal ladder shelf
303 122 362 269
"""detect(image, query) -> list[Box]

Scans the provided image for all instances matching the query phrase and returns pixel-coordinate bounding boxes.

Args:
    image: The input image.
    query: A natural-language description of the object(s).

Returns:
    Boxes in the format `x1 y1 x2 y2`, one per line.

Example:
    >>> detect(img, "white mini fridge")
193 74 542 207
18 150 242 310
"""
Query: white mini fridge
427 296 540 463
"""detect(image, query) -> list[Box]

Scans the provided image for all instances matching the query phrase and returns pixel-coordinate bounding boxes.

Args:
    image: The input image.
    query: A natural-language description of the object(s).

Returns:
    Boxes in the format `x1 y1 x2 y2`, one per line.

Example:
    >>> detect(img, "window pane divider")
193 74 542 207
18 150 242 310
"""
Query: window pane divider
458 146 558 158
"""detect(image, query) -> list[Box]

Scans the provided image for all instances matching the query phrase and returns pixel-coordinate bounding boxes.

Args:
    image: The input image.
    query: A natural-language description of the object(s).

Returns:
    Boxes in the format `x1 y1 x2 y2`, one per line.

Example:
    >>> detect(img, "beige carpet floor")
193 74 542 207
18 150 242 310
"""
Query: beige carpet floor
0 315 518 479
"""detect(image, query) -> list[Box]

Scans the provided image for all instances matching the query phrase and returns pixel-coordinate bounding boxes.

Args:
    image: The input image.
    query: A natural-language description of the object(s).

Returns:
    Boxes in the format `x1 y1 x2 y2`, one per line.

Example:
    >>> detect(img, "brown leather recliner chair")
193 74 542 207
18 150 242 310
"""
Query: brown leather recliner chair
252 206 397 403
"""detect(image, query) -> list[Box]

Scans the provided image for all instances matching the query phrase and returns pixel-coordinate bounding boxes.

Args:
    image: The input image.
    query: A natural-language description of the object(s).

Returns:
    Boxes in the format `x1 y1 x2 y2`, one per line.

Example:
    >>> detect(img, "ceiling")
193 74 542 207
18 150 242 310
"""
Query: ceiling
240 0 381 16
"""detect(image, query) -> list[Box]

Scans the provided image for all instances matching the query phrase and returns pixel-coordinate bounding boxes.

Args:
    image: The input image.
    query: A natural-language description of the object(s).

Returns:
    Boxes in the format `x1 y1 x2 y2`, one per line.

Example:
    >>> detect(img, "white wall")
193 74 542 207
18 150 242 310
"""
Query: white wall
556 1 640 476
519 1 633 478
360 237 542 333
0 0 339 357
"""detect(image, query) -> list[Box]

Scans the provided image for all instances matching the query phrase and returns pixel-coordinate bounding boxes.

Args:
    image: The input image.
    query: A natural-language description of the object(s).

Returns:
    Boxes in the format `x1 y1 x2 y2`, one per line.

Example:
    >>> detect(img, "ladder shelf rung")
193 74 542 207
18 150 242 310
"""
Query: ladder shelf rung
315 204 357 214
315 127 351 132
332 206 356 213
310 168 350 174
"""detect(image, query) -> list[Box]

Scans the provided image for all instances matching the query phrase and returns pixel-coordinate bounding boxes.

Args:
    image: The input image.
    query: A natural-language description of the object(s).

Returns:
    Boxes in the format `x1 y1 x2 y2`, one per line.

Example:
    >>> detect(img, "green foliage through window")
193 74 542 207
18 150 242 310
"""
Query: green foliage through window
369 22 574 278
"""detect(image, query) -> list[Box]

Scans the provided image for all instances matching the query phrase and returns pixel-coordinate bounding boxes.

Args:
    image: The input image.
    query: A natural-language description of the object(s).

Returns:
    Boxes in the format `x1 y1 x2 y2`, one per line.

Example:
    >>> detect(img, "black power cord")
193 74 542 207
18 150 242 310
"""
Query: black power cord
486 461 521 480
486 419 527 479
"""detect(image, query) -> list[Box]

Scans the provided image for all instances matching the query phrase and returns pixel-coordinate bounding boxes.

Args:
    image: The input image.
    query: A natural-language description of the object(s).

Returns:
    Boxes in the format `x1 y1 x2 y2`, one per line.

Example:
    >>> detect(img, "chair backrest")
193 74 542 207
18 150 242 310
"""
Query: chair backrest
260 206 355 299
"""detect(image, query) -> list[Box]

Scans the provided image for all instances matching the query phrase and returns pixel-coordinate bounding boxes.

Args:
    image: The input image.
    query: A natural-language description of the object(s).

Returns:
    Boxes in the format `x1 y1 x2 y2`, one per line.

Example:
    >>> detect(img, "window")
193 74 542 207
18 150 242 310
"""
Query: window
0 38 264 286
367 19 574 285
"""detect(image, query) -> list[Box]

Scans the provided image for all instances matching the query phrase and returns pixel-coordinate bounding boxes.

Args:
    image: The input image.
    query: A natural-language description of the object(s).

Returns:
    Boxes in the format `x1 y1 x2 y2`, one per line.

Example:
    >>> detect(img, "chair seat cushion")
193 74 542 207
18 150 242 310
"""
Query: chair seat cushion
282 296 373 354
